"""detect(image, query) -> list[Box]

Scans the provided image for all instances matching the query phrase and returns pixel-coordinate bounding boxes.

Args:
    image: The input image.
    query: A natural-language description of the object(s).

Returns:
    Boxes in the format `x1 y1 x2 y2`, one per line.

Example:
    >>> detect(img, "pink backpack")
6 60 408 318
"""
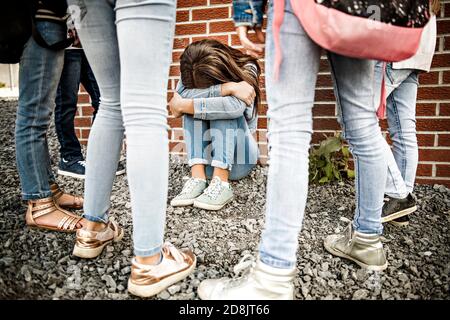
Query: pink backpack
272 0 431 118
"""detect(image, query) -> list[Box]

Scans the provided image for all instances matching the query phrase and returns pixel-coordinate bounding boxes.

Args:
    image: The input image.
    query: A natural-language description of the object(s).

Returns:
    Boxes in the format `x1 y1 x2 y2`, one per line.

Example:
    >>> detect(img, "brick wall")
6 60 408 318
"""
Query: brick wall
75 0 450 186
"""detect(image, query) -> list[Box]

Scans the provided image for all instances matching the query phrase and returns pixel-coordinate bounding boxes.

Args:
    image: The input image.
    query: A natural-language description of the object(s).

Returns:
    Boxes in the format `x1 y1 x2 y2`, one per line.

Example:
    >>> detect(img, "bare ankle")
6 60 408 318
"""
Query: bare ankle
85 220 107 232
135 252 162 265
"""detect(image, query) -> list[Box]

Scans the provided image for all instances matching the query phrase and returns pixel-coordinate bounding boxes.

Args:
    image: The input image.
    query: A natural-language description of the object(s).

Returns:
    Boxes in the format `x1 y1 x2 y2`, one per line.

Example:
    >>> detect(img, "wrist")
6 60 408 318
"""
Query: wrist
180 98 194 115
221 82 235 96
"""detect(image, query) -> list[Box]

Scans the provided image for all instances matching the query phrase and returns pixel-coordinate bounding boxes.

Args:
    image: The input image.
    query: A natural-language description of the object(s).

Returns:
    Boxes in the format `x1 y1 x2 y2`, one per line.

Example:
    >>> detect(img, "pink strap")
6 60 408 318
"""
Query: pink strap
376 62 387 119
273 0 285 80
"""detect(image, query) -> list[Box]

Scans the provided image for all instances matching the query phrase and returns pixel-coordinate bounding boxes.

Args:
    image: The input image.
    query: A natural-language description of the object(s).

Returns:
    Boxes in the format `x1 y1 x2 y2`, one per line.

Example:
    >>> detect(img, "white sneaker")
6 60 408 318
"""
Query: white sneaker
198 255 295 300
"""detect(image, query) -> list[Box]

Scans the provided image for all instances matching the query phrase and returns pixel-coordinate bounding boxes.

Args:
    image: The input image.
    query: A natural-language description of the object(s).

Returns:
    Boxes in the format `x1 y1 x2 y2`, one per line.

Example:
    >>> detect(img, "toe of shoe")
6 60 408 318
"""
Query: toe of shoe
198 279 222 300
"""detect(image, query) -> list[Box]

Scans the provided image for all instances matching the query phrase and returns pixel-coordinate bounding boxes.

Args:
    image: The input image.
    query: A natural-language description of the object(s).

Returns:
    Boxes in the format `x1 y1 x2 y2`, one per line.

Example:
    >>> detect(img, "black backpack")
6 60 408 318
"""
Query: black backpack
0 1 72 64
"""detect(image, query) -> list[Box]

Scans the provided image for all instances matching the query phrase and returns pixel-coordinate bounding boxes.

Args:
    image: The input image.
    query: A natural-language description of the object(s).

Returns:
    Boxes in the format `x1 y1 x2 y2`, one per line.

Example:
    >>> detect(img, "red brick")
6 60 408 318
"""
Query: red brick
311 132 335 144
443 70 450 84
313 118 340 131
416 119 450 131
172 51 182 63
444 36 450 51
313 104 336 117
177 0 207 8
209 20 235 33
176 10 189 22
80 129 91 139
74 117 92 127
77 93 90 104
258 117 267 129
417 86 450 100
169 65 180 77
168 117 182 128
192 7 229 20
419 71 439 85
431 53 450 68
417 134 436 146
440 103 450 116
175 23 206 35
314 89 336 102
419 149 450 162
210 0 230 4
230 33 265 46
416 164 433 176
173 37 189 50
81 106 94 116
437 19 450 35
436 164 450 177
192 35 228 44
438 134 450 146
416 103 436 116
316 74 333 87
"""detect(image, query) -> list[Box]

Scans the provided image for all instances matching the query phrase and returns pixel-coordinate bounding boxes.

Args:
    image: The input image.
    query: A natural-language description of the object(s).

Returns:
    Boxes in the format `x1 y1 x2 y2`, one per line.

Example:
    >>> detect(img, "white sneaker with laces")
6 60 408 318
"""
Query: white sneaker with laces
198 255 295 300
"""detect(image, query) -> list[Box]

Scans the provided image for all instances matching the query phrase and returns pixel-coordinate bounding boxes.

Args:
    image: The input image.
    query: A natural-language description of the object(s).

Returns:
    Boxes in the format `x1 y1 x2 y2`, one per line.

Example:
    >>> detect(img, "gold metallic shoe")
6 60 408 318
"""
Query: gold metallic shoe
128 242 196 298
73 220 123 259
50 183 83 210
25 197 83 233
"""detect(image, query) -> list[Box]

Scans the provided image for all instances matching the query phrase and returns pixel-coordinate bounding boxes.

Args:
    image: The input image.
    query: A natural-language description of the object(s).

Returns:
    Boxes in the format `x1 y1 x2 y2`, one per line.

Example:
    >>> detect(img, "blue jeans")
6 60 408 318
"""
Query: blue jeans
70 0 176 257
183 115 258 180
259 0 387 269
15 21 66 200
55 49 100 162
374 62 419 198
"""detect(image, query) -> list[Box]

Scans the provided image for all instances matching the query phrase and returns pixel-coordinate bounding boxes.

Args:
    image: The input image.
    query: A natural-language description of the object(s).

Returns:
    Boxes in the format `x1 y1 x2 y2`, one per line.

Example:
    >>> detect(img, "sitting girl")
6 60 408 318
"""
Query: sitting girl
169 39 261 211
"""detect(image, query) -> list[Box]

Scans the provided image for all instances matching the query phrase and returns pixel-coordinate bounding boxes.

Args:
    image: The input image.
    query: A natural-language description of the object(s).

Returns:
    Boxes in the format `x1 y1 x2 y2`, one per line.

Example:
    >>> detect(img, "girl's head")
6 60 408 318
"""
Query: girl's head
180 39 261 109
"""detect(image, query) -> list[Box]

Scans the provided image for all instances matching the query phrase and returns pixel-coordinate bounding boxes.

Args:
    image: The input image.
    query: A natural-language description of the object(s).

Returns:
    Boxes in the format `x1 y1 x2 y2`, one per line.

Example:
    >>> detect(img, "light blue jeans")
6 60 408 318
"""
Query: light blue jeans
15 21 66 200
374 62 419 198
69 0 176 257
184 115 258 180
259 0 387 269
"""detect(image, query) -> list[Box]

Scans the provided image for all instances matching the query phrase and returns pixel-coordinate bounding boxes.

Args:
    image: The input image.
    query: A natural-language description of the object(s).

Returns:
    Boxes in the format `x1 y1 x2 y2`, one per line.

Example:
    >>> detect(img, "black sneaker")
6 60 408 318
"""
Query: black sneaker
381 193 417 223
389 215 410 227
58 158 86 179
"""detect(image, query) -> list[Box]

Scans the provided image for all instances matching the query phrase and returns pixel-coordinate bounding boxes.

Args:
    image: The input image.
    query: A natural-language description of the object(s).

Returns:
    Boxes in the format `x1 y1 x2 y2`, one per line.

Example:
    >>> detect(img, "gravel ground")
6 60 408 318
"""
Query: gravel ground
0 99 449 300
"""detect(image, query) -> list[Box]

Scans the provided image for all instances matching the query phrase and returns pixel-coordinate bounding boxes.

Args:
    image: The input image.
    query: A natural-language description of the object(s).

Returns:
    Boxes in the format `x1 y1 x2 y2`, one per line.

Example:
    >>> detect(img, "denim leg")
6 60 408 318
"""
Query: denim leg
55 49 84 161
183 114 210 167
116 0 176 257
209 118 240 170
79 51 101 121
386 71 419 195
73 0 123 224
258 0 320 269
330 54 386 235
15 21 66 200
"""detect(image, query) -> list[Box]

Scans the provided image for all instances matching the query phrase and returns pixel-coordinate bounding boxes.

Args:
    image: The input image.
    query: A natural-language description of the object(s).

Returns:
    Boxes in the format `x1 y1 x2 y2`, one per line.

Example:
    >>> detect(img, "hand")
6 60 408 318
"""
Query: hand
223 81 255 106
169 92 185 118
236 26 265 58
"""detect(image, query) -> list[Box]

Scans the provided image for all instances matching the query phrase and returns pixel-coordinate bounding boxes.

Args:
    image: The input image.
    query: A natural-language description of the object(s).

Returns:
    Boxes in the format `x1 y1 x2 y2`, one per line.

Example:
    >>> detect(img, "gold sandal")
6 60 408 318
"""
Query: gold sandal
25 197 84 233
50 183 84 210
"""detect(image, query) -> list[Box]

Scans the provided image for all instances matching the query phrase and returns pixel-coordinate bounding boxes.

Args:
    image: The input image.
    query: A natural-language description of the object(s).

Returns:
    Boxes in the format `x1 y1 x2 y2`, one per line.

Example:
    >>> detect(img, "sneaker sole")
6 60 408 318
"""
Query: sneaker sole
389 220 410 227
193 196 233 211
324 242 388 271
170 198 195 207
57 169 85 180
72 228 124 259
127 256 197 298
116 169 126 176
381 205 417 223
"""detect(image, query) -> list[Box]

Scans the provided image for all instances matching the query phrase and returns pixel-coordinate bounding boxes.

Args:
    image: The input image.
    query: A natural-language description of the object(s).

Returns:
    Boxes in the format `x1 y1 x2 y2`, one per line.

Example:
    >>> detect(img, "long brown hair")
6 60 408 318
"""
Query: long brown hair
431 0 440 15
180 39 261 115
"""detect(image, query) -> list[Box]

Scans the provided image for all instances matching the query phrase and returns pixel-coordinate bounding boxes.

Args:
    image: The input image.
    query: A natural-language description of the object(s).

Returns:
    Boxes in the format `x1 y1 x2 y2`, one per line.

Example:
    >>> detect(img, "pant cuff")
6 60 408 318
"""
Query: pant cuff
134 245 162 257
258 252 295 269
353 222 383 235
22 191 53 201
83 213 109 224
188 158 210 167
385 192 408 199
211 160 231 170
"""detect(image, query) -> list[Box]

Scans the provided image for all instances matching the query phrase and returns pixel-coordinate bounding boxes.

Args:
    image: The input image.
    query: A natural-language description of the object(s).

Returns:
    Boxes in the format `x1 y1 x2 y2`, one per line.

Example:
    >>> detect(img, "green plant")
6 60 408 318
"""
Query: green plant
0 82 6 88
309 134 355 184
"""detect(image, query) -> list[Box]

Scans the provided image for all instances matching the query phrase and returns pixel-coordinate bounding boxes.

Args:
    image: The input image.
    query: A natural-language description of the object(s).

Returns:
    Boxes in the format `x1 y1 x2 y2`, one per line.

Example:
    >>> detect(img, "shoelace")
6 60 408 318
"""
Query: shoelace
180 178 200 195
202 178 224 200
222 254 256 289
339 217 354 245
77 160 86 167
162 241 185 264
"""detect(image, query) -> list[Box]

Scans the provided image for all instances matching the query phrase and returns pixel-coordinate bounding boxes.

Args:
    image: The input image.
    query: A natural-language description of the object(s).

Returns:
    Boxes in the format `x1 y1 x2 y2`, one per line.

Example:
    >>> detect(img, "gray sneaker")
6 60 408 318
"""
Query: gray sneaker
170 177 207 207
324 218 388 271
193 176 233 211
